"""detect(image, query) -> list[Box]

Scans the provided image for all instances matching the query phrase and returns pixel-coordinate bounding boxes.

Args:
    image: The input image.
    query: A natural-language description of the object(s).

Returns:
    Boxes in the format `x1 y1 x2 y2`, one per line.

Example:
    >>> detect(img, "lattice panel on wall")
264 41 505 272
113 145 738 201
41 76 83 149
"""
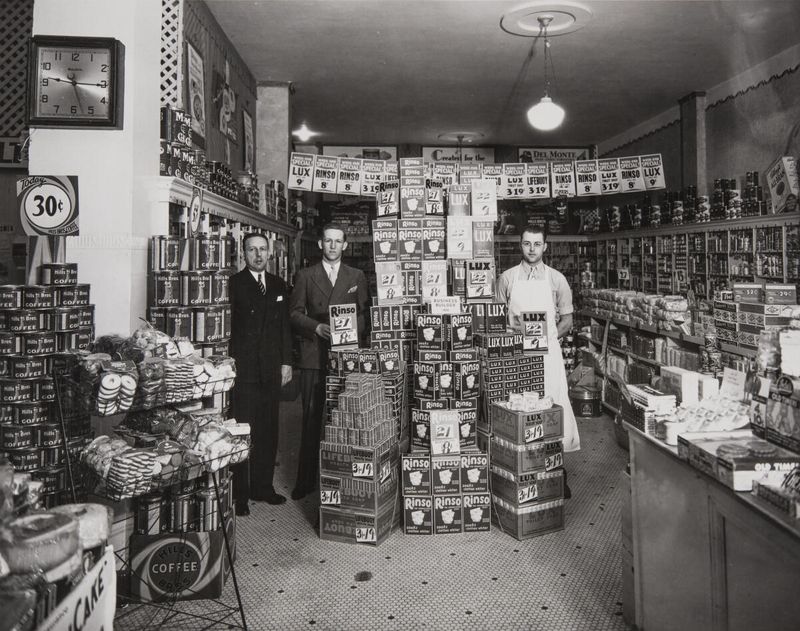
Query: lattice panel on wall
161 0 184 108
0 0 33 138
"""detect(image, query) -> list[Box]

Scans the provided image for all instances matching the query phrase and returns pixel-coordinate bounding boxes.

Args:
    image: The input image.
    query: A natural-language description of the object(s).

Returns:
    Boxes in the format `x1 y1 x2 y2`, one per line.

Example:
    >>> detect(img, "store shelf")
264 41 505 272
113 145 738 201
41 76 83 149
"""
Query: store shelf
589 212 800 239
581 309 703 347
720 342 757 358
148 176 298 236
601 400 619 415
627 352 661 367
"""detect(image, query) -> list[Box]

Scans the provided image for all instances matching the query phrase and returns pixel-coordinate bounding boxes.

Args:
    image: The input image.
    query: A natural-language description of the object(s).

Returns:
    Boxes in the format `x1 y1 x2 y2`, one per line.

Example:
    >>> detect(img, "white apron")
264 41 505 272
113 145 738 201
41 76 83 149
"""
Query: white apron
507 265 581 452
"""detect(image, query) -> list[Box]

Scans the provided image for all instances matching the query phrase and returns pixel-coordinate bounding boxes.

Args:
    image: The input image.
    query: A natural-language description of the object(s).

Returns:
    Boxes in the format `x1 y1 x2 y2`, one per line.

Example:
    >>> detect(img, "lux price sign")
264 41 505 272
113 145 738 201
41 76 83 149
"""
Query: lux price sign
524 423 545 443
17 175 79 236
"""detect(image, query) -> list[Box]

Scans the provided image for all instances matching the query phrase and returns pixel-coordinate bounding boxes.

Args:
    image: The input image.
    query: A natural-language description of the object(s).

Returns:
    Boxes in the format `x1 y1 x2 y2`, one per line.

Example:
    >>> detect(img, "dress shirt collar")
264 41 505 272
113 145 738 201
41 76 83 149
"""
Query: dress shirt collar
520 260 546 280
322 260 339 277
249 269 264 284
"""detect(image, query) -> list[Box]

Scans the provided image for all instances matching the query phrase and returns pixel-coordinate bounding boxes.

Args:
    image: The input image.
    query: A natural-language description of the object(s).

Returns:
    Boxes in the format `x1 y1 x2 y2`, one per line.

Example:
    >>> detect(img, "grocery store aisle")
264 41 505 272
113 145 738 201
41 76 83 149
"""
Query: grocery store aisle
119 402 631 631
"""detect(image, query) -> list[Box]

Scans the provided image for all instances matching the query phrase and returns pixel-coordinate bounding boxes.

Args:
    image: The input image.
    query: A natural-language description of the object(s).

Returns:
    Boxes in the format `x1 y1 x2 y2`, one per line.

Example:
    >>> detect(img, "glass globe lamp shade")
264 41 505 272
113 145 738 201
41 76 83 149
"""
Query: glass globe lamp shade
527 96 565 131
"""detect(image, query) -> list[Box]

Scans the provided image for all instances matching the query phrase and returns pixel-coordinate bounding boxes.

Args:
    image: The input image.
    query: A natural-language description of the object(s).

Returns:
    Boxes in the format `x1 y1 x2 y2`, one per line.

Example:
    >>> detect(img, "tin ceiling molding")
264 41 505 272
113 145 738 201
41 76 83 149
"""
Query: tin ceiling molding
599 119 680 158
705 63 800 111
500 1 593 37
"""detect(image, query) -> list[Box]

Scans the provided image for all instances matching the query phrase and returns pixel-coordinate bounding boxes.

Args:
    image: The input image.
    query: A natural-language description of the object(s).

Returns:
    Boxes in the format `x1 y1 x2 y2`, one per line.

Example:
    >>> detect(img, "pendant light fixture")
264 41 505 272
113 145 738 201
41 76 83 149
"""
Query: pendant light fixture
526 15 565 131
292 122 319 142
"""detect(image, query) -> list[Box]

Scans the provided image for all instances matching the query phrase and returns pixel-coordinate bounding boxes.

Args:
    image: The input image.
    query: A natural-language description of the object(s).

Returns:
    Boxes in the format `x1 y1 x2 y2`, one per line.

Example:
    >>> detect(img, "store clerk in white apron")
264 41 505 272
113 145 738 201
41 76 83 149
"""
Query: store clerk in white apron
496 226 581 456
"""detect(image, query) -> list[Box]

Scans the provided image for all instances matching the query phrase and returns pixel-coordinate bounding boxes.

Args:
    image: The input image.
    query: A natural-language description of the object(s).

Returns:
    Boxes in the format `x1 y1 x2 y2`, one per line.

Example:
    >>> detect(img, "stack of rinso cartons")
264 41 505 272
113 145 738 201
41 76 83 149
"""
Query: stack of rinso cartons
148 233 233 360
0 262 95 508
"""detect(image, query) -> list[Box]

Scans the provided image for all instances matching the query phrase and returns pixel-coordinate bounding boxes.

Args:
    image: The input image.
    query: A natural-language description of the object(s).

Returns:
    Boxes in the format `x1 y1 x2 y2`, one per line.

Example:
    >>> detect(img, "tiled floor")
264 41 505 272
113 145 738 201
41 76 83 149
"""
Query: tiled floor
118 400 631 631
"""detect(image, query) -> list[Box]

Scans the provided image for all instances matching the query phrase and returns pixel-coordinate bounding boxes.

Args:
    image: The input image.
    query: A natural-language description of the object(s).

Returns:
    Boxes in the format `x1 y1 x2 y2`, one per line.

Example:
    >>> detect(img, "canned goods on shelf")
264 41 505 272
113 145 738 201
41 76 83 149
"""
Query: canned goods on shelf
56 329 91 352
23 331 57 355
170 143 183 179
56 284 90 307
136 493 167 534
159 140 171 176
0 286 23 309
7 355 46 379
165 307 193 338
194 306 225 342
0 403 13 422
0 331 22 355
1 309 49 333
31 466 67 493
52 307 81 332
191 237 220 271
147 307 166 333
152 271 181 307
151 236 183 271
6 447 40 471
36 376 56 402
0 378 34 403
40 263 79 286
196 488 219 531
76 305 94 328
38 424 62 447
169 492 198 533
211 271 230 304
222 305 232 338
0 424 36 449
42 444 65 467
22 286 57 309
181 271 213 307
14 401 49 425
159 106 173 142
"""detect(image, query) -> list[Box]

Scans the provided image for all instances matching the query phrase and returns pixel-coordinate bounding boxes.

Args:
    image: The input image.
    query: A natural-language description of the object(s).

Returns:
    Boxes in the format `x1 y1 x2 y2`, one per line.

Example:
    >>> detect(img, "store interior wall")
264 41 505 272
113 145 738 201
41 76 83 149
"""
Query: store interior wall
601 121 682 193
184 0 257 175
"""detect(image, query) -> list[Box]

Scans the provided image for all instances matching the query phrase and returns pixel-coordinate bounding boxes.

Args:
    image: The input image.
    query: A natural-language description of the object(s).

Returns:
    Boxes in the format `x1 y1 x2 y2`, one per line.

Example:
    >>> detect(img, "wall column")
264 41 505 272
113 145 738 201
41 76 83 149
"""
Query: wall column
678 91 707 192
255 83 291 197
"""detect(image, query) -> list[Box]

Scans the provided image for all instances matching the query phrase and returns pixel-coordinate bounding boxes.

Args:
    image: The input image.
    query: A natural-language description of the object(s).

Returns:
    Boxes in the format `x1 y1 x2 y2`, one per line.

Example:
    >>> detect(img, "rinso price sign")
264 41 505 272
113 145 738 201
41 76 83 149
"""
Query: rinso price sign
17 175 79 236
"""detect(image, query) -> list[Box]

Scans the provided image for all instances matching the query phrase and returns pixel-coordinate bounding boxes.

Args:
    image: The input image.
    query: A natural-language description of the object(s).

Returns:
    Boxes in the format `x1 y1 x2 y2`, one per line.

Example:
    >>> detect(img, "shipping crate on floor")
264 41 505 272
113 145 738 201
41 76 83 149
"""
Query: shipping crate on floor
319 468 398 512
319 437 399 479
319 501 400 546
490 403 564 444
491 495 564 540
490 467 564 506
490 436 564 475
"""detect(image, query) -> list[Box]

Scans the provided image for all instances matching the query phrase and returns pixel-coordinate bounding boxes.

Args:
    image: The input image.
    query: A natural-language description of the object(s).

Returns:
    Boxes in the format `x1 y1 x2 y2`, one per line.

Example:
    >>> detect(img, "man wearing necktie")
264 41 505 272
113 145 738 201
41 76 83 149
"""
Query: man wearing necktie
289 223 369 500
496 226 581 494
229 233 293 515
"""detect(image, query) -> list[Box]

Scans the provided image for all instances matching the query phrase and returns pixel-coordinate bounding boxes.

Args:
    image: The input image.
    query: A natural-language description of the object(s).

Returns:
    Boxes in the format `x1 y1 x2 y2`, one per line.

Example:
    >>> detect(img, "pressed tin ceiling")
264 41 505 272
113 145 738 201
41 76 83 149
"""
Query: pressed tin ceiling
205 0 800 147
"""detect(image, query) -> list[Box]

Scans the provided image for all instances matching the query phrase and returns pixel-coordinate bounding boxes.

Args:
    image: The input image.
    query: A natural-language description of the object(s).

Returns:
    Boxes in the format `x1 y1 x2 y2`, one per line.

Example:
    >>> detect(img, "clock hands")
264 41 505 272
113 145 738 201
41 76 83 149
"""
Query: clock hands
44 75 104 87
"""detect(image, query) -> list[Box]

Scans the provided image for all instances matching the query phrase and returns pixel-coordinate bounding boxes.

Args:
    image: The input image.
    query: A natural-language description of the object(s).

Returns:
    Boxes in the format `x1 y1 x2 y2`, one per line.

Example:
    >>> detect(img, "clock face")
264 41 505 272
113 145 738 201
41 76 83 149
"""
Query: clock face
34 45 113 120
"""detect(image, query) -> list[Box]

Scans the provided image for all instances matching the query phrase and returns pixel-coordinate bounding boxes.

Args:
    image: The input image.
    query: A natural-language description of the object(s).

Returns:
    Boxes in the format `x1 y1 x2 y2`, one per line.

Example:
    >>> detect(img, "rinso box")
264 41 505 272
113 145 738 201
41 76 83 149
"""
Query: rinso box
459 452 489 493
433 494 463 534
490 403 564 445
431 455 461 495
401 453 431 496
462 493 491 532
403 496 433 535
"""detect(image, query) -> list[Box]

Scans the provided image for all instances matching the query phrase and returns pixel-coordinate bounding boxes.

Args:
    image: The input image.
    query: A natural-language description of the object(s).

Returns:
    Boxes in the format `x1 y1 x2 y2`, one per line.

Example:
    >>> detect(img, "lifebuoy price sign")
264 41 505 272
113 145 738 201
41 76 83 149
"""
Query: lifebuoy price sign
17 175 79 236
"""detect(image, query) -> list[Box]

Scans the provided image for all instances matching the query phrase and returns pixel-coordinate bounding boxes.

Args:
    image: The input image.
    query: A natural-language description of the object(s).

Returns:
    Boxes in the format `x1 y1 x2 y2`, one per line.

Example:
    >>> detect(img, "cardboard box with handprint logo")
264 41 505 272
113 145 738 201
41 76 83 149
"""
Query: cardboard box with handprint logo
433 494 463 534
460 451 489 493
447 313 474 351
462 493 491 533
372 219 398 262
422 218 446 260
402 454 431 496
403 496 433 535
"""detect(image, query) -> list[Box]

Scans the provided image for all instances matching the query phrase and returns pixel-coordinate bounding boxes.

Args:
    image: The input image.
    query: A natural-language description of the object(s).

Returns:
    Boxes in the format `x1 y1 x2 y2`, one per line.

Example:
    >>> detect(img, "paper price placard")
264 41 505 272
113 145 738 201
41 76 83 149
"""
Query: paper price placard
470 179 498 218
320 489 341 505
288 152 315 191
377 179 400 216
433 162 458 187
575 159 601 197
641 153 666 190
518 484 539 504
524 423 545 443
545 452 563 471
425 177 445 215
352 461 375 477
360 159 384 197
17 175 79 237
482 164 503 199
312 155 339 193
598 158 622 194
329 303 358 347
525 162 551 198
619 156 646 192
447 216 473 259
336 157 362 195
459 163 483 183
550 160 576 197
502 163 526 198
355 526 377 543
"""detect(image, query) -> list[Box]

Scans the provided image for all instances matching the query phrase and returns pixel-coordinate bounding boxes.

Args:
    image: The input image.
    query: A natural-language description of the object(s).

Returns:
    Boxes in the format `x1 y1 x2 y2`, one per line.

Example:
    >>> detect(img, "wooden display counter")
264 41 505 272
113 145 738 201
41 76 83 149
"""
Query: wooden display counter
626 425 800 631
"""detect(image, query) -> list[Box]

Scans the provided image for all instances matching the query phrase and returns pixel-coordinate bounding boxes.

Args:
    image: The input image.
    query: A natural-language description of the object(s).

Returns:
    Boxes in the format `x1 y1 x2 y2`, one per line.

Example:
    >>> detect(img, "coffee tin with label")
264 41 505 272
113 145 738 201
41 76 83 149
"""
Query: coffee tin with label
196 488 219 531
0 332 22 355
165 307 193 338
52 307 81 332
136 493 167 534
148 307 166 333
192 237 220 271
170 143 183 179
8 355 46 379
40 263 79 286
0 403 14 423
23 286 57 309
152 236 182 271
170 492 197 532
0 286 23 309
38 424 62 447
15 401 49 425
42 444 65 467
7 447 40 471
153 271 181 307
0 378 33 402
36 376 56 402
211 271 230 304
159 140 171 175
76 305 94 328
23 331 57 355
1 424 35 449
1 309 45 333
194 306 225 342
181 271 213 306
31 467 67 493
222 305 232 338
56 284 90 307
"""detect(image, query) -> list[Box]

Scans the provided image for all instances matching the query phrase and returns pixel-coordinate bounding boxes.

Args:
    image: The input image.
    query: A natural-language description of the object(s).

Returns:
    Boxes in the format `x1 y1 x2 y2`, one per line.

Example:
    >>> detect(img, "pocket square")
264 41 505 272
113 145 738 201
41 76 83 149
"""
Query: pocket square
347 286 358 294
277 295 284 302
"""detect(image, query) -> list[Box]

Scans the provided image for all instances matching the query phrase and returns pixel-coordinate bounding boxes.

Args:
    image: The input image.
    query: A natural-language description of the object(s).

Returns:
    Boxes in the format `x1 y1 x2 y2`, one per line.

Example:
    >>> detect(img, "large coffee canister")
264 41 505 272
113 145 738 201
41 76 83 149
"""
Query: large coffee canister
569 385 601 418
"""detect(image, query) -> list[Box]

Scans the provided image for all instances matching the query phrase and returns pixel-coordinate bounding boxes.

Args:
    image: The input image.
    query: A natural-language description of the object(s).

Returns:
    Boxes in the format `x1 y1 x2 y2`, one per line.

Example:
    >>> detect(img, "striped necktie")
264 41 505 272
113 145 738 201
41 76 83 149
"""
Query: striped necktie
257 274 266 295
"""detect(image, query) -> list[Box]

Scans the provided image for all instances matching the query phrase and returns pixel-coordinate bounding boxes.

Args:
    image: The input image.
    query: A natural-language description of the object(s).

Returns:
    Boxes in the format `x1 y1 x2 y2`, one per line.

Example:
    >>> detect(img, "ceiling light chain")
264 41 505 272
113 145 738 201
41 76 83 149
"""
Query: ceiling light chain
526 14 565 131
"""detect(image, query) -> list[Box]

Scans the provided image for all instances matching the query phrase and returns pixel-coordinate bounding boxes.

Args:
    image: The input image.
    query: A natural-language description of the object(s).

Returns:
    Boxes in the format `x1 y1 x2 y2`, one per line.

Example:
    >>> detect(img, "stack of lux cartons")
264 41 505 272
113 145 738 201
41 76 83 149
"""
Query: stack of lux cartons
488 400 566 539
714 283 798 353
318 373 401 545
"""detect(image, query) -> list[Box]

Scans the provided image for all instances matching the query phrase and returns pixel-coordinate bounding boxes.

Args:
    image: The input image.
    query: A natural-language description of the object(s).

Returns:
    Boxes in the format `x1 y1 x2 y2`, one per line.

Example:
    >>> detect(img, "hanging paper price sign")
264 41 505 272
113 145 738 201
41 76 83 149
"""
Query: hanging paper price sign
288 152 315 191
524 162 551 198
481 163 503 200
598 158 622 194
619 156 646 192
336 157 362 195
575 160 601 197
360 159 384 197
502 163 526 198
550 161 576 197
312 155 339 193
641 153 666 190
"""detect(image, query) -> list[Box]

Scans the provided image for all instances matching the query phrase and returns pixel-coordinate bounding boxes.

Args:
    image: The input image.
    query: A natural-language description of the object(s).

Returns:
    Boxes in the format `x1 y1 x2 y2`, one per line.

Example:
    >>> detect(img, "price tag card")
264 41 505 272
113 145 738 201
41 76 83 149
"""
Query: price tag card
377 178 400 216
598 158 621 195
524 422 545 443
320 489 341 505
433 162 458 188
720 367 747 401
312 155 339 193
446 216 473 259
429 296 463 315
518 483 539 504
425 178 445 215
360 159 384 197
550 161 576 197
641 153 666 190
525 162 551 199
618 268 630 281
352 461 375 478
459 163 483 184
502 163 526 199
17 175 79 236
545 452 564 471
289 153 315 191
336 157 362 195
471 179 498 218
619 156 646 192
329 303 358 348
575 159 601 197
355 526 377 544
375 262 403 301
481 164 503 201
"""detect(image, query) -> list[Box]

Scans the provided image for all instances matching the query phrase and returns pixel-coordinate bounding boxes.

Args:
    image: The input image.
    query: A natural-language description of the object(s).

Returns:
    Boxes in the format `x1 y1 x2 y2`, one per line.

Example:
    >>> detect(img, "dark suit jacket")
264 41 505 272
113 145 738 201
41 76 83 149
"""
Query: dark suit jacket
289 262 369 370
229 268 292 384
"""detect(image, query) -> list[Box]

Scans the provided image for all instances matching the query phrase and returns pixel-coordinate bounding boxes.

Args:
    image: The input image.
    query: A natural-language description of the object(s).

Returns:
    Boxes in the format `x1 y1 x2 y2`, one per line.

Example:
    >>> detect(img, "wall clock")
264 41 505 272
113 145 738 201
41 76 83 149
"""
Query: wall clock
28 35 125 129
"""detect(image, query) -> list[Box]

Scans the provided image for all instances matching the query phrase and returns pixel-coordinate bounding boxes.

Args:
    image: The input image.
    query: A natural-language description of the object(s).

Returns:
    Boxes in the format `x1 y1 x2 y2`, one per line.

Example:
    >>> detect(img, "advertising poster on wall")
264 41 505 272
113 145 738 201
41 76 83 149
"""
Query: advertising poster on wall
242 109 254 172
186 41 206 148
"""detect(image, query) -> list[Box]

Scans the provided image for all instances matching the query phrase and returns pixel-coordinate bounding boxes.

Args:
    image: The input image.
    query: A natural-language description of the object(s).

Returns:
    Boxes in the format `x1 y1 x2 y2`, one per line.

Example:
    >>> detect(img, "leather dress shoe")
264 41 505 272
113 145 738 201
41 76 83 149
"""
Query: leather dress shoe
252 491 286 505
235 502 250 517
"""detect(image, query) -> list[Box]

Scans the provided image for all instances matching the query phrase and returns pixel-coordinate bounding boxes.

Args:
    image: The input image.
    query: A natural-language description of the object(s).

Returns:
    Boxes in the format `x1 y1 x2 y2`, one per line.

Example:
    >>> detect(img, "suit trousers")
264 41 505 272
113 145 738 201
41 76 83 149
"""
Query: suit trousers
232 380 280 502
295 367 327 492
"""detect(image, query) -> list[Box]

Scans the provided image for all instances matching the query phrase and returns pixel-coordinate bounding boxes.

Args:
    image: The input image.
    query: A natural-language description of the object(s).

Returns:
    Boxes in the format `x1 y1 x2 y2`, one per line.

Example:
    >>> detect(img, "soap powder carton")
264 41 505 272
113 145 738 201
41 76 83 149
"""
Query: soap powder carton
766 156 799 214
404 496 433 535
433 494 463 534
430 410 461 456
472 220 495 259
454 399 478 449
372 219 399 262
358 350 380 375
329 304 358 348
447 313 474 351
485 303 507 332
402 454 431 496
400 176 426 218
437 362 455 399
414 361 438 400
454 360 481 399
460 452 489 493
340 350 361 374
377 349 401 375
416 313 445 351
462 493 491 533
431 454 461 495
398 219 423 262
411 408 431 451
447 184 471 216
520 311 548 351
422 218 446 260
466 260 495 300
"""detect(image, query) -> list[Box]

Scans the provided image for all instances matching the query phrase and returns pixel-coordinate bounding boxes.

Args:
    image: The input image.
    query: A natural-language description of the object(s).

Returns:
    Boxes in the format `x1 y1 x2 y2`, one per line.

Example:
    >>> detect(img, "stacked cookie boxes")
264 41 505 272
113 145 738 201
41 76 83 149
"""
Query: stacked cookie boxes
0 262 95 507
488 401 566 539
148 235 233 358
714 283 798 351
319 373 401 545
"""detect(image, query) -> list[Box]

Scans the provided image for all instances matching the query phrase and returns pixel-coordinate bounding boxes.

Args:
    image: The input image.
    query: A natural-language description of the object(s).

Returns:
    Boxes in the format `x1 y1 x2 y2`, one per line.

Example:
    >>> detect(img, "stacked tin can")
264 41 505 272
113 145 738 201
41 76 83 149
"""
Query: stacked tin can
158 105 209 189
148 234 233 360
0 263 95 508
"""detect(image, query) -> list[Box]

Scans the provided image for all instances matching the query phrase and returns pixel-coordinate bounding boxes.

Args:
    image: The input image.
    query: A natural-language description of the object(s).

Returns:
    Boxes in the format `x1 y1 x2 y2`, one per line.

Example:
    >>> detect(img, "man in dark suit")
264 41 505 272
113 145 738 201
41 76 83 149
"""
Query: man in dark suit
289 223 369 500
229 233 293 515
